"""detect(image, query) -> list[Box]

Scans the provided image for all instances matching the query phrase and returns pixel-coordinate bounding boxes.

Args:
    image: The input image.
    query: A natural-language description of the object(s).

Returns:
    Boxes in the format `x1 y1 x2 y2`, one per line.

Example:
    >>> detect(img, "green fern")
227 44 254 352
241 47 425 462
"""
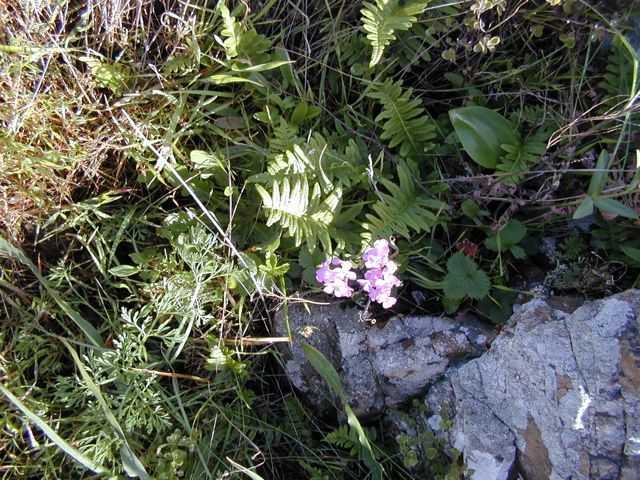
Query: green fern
269 119 301 154
217 3 272 65
255 176 342 252
599 37 635 111
362 160 445 242
325 424 379 459
361 0 429 67
368 78 436 157
219 4 242 59
498 126 550 183
256 139 365 191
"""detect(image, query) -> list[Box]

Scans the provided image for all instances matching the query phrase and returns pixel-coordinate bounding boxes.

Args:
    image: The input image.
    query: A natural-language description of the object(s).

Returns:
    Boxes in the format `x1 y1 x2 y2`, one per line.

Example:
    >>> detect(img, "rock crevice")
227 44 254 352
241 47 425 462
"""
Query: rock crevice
274 303 494 418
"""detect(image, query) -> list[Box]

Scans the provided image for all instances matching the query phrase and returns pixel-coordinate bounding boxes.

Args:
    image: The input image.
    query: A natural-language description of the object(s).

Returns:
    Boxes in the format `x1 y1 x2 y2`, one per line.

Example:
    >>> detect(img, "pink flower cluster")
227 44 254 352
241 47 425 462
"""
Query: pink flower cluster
315 258 357 298
315 239 401 309
359 239 402 308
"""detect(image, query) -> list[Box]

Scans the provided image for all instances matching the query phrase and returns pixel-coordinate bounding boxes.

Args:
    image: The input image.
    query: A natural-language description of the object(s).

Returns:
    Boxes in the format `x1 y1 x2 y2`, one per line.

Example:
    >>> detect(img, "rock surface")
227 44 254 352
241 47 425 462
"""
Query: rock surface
423 289 640 480
274 301 494 418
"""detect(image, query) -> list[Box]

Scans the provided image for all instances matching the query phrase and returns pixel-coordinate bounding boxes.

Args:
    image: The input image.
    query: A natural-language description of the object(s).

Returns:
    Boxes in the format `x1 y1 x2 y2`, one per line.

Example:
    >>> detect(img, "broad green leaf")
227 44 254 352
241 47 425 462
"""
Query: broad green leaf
621 245 640 263
485 220 527 252
573 196 594 219
290 101 308 126
108 265 139 277
449 106 520 168
587 150 611 197
0 383 108 474
0 236 104 348
593 197 638 219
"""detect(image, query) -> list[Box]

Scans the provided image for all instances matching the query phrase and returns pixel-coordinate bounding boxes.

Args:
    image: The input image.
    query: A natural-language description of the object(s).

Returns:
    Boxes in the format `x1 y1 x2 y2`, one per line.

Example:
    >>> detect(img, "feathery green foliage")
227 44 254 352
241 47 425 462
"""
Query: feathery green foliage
362 160 445 242
255 177 342 252
368 79 437 157
361 0 429 67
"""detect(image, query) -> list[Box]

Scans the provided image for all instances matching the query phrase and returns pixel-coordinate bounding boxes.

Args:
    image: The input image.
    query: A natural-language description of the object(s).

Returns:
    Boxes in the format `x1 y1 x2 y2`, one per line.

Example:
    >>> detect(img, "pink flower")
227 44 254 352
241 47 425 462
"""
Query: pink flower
315 258 356 298
362 239 391 269
314 240 401 308
358 262 401 309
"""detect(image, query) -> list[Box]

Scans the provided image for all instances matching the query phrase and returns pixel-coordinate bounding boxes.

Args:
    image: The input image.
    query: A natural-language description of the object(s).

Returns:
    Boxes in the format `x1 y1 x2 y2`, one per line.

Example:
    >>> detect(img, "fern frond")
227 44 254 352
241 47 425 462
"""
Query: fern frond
253 139 365 192
218 3 272 64
325 424 379 458
219 4 242 59
362 161 445 242
598 38 635 111
255 177 342 252
361 0 429 67
498 126 551 183
269 119 301 154
368 78 436 157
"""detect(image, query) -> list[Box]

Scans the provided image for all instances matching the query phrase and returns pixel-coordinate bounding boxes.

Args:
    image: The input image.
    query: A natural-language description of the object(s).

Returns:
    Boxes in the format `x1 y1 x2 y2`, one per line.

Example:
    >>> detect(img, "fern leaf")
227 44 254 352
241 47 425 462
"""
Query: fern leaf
255 177 342 252
598 38 635 111
219 4 242 59
361 0 429 67
368 78 436 157
362 161 445 242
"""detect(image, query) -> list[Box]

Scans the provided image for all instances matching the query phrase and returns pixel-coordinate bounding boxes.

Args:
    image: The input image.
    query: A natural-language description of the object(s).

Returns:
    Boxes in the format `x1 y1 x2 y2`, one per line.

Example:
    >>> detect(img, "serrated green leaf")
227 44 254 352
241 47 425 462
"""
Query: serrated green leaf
510 245 526 259
442 252 491 300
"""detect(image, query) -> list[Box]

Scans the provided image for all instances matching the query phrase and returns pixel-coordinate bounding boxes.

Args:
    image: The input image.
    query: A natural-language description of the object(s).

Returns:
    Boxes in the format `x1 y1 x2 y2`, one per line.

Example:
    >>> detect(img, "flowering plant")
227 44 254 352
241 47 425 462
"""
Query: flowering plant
315 239 402 309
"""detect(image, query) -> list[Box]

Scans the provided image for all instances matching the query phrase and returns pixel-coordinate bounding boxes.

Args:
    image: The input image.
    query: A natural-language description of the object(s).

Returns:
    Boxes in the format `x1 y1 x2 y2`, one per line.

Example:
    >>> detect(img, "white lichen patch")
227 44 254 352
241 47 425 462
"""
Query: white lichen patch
572 385 591 430
625 437 640 455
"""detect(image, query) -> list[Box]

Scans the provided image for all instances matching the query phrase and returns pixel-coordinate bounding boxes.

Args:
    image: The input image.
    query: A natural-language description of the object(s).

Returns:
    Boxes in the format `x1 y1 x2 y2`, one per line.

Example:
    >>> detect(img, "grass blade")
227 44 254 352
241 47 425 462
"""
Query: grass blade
301 343 383 480
226 457 266 480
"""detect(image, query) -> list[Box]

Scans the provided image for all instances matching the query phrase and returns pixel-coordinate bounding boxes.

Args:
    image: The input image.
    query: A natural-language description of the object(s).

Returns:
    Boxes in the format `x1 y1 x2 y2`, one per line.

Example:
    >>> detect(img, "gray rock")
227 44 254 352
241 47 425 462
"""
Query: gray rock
274 301 494 418
423 290 640 480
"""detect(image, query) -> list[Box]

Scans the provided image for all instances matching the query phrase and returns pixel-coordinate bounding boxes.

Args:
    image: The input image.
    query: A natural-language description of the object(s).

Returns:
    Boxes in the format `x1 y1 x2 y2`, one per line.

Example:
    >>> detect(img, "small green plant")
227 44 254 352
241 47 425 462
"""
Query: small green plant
441 252 491 308
484 219 528 259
